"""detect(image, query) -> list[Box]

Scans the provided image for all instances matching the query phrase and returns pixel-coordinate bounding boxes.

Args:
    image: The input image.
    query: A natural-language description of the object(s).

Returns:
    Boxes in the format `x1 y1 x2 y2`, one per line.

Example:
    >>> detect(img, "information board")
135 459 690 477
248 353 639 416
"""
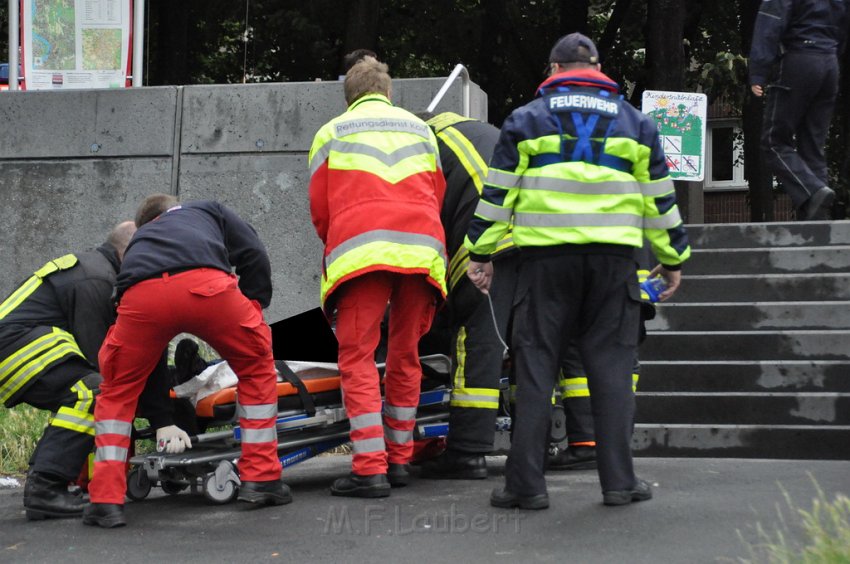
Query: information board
20 0 132 90
641 90 707 182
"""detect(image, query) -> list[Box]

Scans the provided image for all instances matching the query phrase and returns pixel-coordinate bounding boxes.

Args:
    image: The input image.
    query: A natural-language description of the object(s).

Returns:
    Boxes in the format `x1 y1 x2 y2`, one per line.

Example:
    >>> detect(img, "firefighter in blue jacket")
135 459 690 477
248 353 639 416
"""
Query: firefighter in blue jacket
465 33 690 509
749 0 848 220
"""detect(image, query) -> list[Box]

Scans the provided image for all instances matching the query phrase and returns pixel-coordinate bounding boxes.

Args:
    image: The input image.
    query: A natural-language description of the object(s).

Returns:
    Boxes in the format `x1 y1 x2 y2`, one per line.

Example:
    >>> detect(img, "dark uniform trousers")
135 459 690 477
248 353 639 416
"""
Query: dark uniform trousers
508 251 640 495
558 341 642 445
762 51 840 209
446 253 520 453
20 358 100 481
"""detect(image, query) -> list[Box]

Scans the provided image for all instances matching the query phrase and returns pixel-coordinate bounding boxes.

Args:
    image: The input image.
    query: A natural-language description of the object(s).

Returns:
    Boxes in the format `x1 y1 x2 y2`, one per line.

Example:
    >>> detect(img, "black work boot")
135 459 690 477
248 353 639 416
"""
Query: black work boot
23 472 85 520
330 473 391 498
602 478 653 506
799 187 835 221
82 503 126 528
238 480 293 506
419 449 488 480
387 463 410 487
547 445 597 471
490 487 550 510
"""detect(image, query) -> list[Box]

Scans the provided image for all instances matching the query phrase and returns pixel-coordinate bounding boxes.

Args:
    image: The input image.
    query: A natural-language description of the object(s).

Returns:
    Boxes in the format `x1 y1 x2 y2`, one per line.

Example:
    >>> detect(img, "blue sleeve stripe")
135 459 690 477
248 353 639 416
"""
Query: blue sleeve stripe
467 219 496 245
667 225 690 256
654 194 678 215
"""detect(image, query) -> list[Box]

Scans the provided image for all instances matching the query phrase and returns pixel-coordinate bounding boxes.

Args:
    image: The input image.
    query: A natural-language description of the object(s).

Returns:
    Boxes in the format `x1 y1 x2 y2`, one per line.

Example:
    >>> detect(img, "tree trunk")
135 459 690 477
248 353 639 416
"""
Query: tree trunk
558 0 589 36
646 0 691 220
153 0 190 85
740 0 773 221
597 0 633 62
832 44 850 219
646 0 685 91
340 0 381 75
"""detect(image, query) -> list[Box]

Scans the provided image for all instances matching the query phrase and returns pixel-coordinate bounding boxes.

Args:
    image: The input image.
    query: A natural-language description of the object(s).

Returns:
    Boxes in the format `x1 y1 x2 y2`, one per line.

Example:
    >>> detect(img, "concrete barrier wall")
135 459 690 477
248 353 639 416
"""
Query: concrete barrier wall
0 77 487 323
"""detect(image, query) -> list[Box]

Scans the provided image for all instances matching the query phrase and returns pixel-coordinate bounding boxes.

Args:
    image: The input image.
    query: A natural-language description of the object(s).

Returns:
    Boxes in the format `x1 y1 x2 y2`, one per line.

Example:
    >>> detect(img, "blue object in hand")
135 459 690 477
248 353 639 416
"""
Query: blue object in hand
640 276 668 303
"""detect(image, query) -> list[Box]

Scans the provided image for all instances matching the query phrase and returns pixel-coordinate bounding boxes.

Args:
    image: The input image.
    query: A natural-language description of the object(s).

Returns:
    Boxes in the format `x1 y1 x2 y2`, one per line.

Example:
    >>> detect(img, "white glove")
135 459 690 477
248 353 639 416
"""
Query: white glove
156 425 193 454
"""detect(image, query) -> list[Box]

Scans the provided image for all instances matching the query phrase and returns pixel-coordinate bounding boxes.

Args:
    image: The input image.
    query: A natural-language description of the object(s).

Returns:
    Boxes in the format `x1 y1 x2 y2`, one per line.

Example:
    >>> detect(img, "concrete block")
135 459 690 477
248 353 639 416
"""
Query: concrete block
177 153 322 324
181 82 346 155
0 158 172 297
180 77 489 156
0 87 178 159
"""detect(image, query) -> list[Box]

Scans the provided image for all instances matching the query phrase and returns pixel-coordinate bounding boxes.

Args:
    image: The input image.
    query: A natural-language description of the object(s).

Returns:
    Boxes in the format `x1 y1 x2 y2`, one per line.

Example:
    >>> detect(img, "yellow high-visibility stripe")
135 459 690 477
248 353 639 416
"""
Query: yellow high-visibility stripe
0 342 83 402
453 326 468 391
321 233 447 303
561 376 590 399
0 255 78 320
51 406 95 435
71 380 95 413
436 126 489 194
0 328 84 403
0 277 41 320
632 373 640 393
450 387 499 409
0 328 82 380
425 112 473 132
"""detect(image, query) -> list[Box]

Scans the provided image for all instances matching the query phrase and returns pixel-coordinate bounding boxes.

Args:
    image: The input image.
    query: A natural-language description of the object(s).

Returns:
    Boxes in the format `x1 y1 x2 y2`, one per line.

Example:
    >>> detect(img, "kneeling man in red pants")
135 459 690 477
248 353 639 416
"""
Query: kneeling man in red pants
84 194 287 528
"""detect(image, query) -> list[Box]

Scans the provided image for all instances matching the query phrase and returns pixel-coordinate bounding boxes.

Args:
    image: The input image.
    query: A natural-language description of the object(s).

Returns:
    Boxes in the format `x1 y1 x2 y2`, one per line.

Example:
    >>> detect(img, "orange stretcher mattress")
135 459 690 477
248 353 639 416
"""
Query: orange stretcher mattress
189 361 344 420
182 355 451 422
194 372 342 419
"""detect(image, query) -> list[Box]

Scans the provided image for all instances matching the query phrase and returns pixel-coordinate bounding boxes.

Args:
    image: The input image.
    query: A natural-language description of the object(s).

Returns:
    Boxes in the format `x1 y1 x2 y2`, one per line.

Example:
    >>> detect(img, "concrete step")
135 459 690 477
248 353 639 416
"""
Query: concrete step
632 423 850 459
638 361 850 393
671 273 850 302
647 301 850 331
635 392 850 425
686 246 850 275
686 221 850 249
641 330 850 361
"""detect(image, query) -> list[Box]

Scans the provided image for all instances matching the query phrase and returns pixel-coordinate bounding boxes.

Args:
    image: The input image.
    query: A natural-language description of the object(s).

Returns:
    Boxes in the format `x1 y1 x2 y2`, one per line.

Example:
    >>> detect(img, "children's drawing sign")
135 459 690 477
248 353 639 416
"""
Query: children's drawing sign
642 90 707 182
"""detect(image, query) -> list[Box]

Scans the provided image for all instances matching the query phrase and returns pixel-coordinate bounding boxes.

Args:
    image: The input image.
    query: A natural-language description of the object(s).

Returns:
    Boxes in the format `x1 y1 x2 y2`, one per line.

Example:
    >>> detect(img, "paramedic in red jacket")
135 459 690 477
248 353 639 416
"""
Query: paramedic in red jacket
83 194 287 528
308 57 448 497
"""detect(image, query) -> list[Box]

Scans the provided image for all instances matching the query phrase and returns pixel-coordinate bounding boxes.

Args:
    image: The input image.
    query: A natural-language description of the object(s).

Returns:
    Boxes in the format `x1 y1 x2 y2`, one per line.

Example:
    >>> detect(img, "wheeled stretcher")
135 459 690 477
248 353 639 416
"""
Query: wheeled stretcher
125 355 457 504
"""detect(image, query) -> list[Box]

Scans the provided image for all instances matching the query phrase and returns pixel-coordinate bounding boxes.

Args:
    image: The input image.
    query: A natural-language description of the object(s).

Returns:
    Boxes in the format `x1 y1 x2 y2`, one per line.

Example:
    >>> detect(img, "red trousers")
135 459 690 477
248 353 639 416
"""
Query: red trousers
90 269 281 504
335 272 436 476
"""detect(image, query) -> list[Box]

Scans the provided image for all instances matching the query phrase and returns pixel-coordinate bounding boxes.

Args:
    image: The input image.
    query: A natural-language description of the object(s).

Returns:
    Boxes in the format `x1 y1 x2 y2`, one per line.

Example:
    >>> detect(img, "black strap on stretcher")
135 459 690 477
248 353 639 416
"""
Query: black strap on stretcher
274 360 317 417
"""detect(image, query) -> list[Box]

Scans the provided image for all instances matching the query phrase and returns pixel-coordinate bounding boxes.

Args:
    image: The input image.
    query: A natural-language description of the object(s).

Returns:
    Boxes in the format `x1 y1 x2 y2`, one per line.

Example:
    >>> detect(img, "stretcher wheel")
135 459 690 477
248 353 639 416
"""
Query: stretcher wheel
549 404 567 443
203 472 237 504
126 466 152 501
161 481 188 496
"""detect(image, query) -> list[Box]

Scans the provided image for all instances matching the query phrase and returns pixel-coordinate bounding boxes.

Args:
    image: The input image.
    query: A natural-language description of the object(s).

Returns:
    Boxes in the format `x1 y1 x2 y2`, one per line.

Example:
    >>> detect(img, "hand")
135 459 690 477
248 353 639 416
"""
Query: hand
649 265 682 302
467 261 494 294
156 425 193 454
751 84 763 97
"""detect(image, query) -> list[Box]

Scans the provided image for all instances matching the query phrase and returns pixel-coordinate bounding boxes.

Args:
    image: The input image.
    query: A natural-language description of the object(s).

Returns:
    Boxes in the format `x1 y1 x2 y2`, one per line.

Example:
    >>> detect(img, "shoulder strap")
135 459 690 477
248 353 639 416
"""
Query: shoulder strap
0 254 79 320
274 360 316 417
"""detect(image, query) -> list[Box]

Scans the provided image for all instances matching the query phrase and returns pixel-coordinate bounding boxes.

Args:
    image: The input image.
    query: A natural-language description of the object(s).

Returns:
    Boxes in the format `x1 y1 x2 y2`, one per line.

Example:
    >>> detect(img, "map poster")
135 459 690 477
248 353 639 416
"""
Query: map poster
20 0 132 90
641 90 707 182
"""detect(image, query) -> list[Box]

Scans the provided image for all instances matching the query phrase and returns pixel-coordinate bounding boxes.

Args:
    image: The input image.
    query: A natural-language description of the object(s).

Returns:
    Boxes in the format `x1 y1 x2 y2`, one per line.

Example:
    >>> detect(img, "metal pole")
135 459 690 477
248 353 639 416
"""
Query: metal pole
9 0 19 90
426 64 471 117
132 0 144 86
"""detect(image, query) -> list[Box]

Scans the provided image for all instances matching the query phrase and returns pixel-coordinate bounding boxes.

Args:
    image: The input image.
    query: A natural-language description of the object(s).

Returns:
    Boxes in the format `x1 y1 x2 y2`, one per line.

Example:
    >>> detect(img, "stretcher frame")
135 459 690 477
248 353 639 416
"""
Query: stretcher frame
126 355 457 504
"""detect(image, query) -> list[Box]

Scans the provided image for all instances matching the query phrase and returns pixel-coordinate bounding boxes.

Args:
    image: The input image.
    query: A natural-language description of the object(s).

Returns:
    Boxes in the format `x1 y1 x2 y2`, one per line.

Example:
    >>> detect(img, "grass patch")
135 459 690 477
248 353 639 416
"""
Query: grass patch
0 404 49 476
738 478 850 563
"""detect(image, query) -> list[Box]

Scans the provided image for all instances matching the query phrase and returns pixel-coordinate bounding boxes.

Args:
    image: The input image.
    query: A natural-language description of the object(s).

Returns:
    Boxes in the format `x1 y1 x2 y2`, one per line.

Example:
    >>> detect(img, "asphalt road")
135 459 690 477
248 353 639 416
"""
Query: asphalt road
2 456 849 563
